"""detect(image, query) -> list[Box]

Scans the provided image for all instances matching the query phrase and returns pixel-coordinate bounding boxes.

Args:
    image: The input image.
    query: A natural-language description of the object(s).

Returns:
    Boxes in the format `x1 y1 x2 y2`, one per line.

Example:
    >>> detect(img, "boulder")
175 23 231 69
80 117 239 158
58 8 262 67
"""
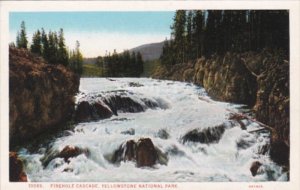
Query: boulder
123 140 137 161
75 101 113 122
41 145 90 167
106 138 167 168
182 124 225 144
103 95 145 114
9 152 27 182
136 138 157 167
250 161 262 176
58 146 90 162
108 140 137 164
75 90 167 123
269 141 289 166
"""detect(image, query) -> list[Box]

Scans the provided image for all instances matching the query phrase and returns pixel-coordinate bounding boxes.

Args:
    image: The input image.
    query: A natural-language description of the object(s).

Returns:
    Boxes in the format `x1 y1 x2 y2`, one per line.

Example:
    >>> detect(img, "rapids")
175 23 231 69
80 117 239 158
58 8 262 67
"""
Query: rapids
18 78 288 182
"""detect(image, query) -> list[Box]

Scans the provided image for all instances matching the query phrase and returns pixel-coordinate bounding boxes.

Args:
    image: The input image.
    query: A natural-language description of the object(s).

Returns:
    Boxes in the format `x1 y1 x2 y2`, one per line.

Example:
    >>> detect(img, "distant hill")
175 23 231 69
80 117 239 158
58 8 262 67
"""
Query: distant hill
83 41 165 63
83 57 97 64
129 41 164 61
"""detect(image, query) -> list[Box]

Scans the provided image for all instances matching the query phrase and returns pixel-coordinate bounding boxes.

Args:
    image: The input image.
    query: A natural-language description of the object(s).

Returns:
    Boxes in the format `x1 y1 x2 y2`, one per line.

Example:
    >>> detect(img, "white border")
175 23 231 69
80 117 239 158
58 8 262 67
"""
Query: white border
1 1 300 190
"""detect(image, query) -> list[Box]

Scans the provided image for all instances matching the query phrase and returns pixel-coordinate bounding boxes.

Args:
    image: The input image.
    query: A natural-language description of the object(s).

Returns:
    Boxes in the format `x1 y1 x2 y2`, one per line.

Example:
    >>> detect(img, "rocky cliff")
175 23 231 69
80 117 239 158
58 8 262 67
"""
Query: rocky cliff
153 49 289 166
9 47 80 146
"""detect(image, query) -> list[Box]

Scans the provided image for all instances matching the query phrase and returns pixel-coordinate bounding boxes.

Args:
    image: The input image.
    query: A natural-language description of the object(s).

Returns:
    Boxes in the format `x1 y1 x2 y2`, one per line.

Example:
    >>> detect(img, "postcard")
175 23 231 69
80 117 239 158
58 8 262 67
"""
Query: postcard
0 1 300 190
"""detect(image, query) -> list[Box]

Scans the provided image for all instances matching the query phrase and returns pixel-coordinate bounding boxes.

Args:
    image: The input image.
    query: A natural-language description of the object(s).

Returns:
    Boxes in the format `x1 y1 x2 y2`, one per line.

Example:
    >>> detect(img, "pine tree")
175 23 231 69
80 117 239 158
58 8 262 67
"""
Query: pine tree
160 10 289 65
58 28 69 66
41 28 50 62
204 10 218 56
16 32 20 48
122 50 131 76
171 10 187 63
16 21 28 49
192 10 204 59
30 30 42 55
186 11 193 60
48 31 59 64
160 38 177 65
69 41 83 75
130 51 137 77
136 52 144 76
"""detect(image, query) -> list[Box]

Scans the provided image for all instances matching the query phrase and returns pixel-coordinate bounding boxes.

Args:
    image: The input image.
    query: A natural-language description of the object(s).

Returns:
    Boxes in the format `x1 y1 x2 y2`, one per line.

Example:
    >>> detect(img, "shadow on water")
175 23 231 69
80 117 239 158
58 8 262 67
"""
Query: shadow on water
10 121 76 154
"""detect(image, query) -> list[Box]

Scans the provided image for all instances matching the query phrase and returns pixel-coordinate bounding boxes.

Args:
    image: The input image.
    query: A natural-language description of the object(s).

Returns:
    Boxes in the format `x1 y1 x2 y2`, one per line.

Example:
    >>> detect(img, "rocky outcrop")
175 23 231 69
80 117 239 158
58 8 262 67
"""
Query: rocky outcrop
75 91 169 123
153 49 289 166
75 101 113 122
105 138 168 167
9 48 79 145
41 145 90 167
9 152 27 182
154 52 257 106
181 124 226 144
254 56 289 166
135 138 158 167
250 161 262 177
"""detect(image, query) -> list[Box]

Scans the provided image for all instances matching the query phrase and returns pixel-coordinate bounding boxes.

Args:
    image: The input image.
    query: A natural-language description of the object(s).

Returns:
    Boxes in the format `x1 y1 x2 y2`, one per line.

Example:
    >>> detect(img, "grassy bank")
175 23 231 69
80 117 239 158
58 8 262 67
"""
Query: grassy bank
141 59 161 77
82 64 103 77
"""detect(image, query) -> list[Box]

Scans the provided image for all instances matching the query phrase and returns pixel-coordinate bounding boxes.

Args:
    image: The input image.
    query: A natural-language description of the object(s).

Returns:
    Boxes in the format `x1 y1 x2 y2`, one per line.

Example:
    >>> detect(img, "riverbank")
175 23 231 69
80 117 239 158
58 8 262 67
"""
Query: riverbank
152 49 289 167
9 47 80 147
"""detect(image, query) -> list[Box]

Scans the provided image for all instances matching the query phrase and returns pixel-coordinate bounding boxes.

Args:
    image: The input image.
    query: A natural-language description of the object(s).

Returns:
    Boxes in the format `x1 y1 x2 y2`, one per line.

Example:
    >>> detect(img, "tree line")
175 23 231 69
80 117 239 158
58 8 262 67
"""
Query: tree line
11 21 83 75
160 10 289 65
96 50 144 77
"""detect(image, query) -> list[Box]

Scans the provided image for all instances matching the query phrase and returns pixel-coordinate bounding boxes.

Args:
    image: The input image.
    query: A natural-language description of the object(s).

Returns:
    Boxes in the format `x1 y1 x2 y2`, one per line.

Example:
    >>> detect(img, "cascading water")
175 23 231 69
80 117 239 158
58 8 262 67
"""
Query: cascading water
18 78 288 182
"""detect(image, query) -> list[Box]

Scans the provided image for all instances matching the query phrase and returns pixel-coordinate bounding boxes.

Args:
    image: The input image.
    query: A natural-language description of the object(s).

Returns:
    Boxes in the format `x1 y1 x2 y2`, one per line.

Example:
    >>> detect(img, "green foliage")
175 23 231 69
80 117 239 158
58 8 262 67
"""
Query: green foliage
160 10 289 65
82 64 103 77
30 30 42 55
57 29 69 67
171 10 187 64
160 39 175 66
98 50 144 77
16 21 28 49
47 31 59 64
15 22 81 75
142 59 162 77
69 41 83 75
41 28 50 61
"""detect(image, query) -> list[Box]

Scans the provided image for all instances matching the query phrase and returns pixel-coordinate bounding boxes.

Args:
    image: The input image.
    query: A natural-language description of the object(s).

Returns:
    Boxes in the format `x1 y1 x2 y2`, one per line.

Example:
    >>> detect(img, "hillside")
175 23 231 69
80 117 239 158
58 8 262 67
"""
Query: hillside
129 41 164 61
83 41 164 63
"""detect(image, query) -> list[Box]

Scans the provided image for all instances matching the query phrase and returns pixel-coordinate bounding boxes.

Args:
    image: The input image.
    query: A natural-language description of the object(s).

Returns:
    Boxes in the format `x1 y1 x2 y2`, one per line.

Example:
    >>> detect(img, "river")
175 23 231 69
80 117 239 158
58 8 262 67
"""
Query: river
18 78 288 182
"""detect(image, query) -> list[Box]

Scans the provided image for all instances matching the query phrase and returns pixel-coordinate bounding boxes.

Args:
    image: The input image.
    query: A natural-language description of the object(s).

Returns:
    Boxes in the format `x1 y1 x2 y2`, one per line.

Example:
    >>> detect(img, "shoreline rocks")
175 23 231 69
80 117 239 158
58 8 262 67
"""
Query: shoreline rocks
9 47 80 146
9 152 27 182
152 49 289 167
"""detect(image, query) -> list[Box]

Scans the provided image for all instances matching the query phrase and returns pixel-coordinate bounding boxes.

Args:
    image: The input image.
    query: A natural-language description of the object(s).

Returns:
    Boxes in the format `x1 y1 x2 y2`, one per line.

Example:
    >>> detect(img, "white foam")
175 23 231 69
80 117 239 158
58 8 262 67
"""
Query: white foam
19 78 285 182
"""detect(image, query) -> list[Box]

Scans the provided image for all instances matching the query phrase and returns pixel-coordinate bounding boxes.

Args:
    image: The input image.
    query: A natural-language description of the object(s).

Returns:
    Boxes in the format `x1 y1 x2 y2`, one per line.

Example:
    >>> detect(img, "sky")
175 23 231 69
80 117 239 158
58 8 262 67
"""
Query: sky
9 12 174 57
